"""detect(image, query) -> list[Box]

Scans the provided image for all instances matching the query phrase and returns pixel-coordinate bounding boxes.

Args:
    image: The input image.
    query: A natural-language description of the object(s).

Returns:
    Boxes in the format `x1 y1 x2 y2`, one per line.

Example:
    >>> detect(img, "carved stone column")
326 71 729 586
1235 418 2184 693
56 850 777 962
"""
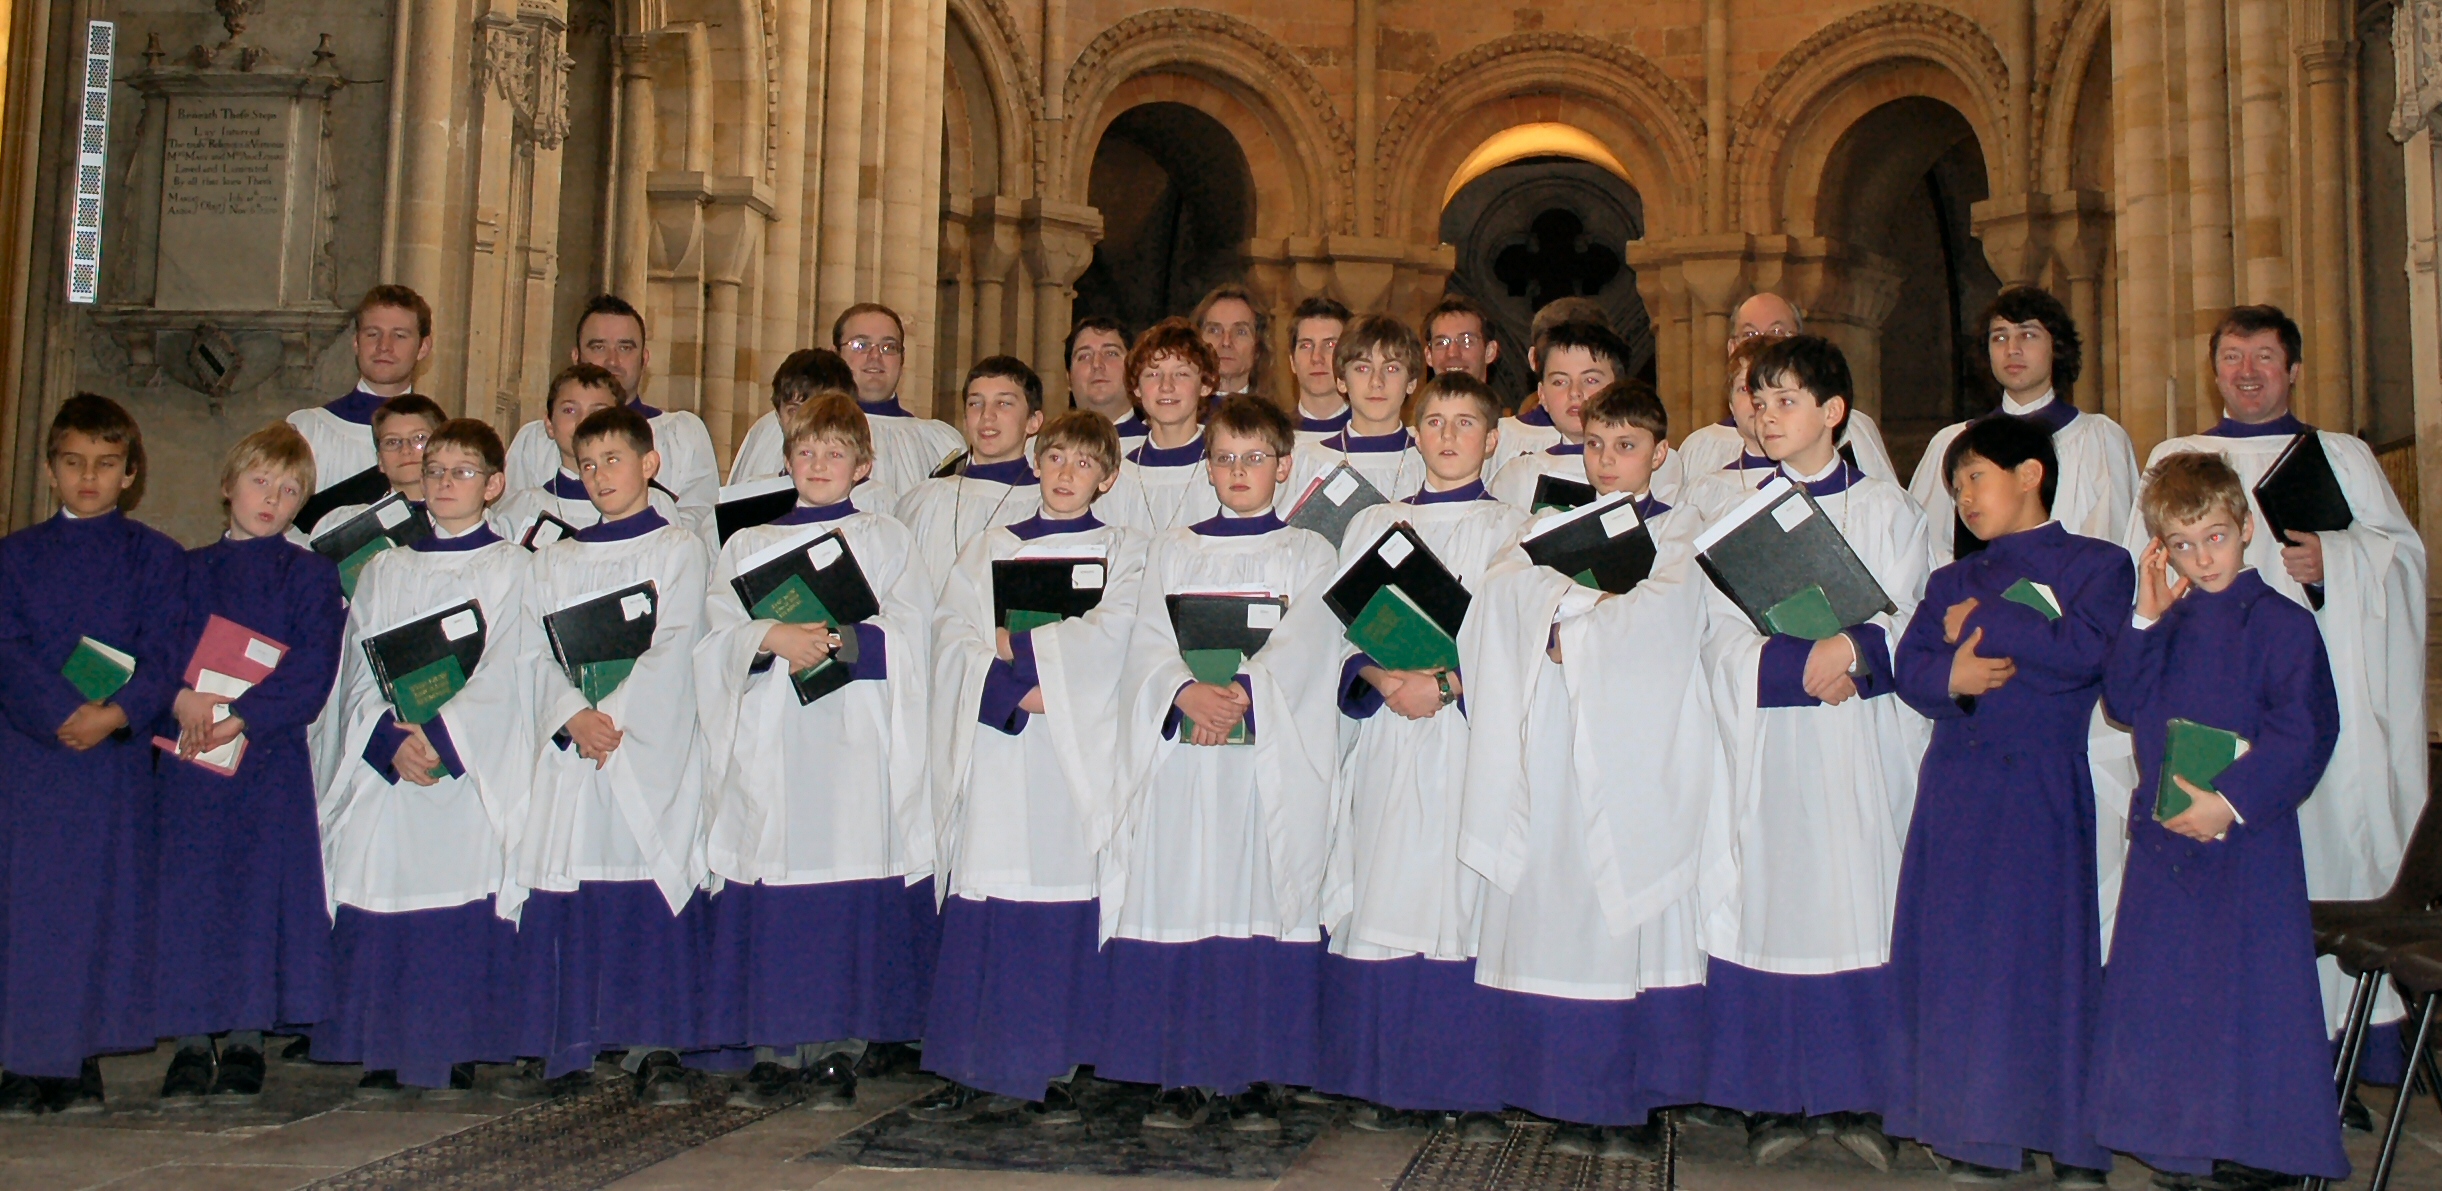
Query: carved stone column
612 34 656 306
701 177 774 458
969 197 1024 365
2390 1 2442 573
1021 200 1103 413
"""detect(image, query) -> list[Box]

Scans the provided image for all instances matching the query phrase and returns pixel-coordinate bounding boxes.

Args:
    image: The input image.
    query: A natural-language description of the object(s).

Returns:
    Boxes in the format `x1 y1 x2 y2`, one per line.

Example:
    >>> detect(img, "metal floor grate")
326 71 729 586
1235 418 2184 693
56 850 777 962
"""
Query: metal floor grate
1390 1112 1675 1191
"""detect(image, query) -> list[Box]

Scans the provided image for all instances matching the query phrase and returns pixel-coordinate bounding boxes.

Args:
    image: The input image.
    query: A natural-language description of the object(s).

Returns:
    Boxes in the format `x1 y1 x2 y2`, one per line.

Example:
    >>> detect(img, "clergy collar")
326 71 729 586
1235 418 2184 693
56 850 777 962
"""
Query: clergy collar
1298 406 1352 435
1545 440 1584 457
1517 405 1554 428
2185 567 2270 606
1407 479 1490 505
55 505 111 522
1722 451 1775 472
629 398 663 419
859 395 913 419
1007 511 1104 540
1999 390 2078 433
413 522 502 552
572 506 667 542
1326 427 1415 454
326 386 390 425
773 500 856 526
545 469 589 500
2206 411 2309 439
1770 455 1861 498
1128 429 1206 468
1635 493 1672 521
1973 519 2067 562
1191 508 1284 537
962 457 1037 485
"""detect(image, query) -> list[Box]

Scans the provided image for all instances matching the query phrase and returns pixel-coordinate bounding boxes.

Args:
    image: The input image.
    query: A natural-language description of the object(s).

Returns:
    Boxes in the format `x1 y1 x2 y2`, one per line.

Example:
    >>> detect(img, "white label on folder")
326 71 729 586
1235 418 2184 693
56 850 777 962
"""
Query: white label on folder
374 500 410 529
440 610 479 641
1377 532 1415 567
528 519 566 547
620 592 652 621
195 668 253 698
1072 564 1104 589
1324 471 1359 505
1247 603 1281 629
1771 496 1814 532
808 538 843 570
242 637 282 668
1599 504 1641 538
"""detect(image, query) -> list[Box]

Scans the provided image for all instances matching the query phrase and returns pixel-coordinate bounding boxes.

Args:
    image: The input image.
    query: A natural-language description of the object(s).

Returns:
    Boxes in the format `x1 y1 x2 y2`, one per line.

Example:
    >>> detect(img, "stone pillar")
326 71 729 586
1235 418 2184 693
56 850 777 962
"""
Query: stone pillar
1022 200 1103 413
2183 0 2236 432
813 0 869 325
2390 2 2442 568
395 0 464 303
1777 238 1904 419
613 35 656 305
970 197 1023 363
702 180 772 460
2232 0 2290 307
757 0 818 412
2300 42 2353 429
2113 0 2178 453
935 195 973 415
2045 191 2114 414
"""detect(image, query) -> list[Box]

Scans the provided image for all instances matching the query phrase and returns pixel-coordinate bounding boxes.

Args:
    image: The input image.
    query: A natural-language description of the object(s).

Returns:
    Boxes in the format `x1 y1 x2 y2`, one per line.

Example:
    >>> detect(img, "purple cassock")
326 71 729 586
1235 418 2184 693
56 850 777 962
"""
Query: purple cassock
154 533 345 1041
703 877 939 1056
2092 568 2346 1181
1886 521 2131 1171
0 510 189 1077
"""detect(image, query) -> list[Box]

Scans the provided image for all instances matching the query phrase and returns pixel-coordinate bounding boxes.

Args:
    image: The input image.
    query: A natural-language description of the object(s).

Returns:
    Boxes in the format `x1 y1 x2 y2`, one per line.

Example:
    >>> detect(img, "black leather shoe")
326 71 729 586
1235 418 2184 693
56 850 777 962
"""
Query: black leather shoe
1142 1086 1214 1129
1747 1113 1811 1166
727 1061 800 1109
1347 1101 1421 1131
161 1046 216 1105
419 1061 476 1100
209 1046 265 1098
806 1052 857 1111
2207 1162 2304 1191
1024 1078 1082 1126
1547 1122 1602 1155
48 1059 105 1114
910 1080 1017 1122
279 1035 313 1063
636 1051 691 1106
1831 1112 1896 1172
0 1071 41 1117
1225 1085 1281 1133
355 1069 407 1100
1454 1111 1508 1146
1599 1122 1665 1163
855 1041 923 1077
2342 1090 2374 1133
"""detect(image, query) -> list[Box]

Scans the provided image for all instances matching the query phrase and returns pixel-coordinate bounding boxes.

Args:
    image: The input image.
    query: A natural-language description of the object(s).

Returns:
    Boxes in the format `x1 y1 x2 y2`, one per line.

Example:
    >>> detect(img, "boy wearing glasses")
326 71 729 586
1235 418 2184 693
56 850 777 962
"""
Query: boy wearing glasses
315 419 537 1097
836 303 965 507
290 394 447 547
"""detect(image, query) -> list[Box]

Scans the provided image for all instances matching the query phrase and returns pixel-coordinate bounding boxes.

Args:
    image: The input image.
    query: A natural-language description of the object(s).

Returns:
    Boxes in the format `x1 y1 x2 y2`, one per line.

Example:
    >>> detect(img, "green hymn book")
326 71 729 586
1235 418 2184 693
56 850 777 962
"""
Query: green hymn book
1760 584 1844 642
62 636 134 703
2153 717 2251 821
1347 584 1460 673
2001 577 2062 621
1180 648 1250 744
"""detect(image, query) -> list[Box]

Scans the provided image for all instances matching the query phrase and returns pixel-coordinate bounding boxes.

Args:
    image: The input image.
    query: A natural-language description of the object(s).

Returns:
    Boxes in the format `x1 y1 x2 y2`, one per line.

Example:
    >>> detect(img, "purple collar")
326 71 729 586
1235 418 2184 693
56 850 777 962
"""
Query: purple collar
1715 415 1737 429
545 470 589 500
629 399 663 419
1974 519 2069 563
1769 460 1863 498
1007 511 1104 540
1298 407 1352 435
1636 494 1672 521
1191 510 1285 537
860 395 912 419
1722 451 1775 472
964 457 1037 485
1407 480 1491 505
2206 412 2309 439
326 388 388 425
572 506 668 542
1128 431 1206 469
1545 441 1584 457
2003 395 2079 434
1517 405 1554 428
1113 412 1149 437
413 524 502 553
773 500 856 526
1326 428 1415 455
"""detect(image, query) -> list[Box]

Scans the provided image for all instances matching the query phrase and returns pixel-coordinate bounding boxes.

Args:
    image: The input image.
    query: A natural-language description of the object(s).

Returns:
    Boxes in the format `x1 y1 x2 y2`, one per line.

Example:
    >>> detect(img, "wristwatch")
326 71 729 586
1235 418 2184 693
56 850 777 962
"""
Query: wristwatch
1841 631 1870 680
1434 669 1458 706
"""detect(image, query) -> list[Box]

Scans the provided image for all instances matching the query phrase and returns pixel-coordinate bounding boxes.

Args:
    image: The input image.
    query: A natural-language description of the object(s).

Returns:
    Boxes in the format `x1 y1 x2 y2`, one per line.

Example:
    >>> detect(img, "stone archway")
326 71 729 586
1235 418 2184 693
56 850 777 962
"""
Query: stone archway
1439 157 1649 405
1071 102 1257 335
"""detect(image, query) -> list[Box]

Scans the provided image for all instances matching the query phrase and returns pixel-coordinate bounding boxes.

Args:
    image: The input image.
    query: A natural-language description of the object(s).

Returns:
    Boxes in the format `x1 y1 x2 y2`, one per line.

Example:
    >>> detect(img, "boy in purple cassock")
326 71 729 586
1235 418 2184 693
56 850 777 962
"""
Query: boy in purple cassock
0 394 190 1114
1887 414 2128 1184
2091 450 2345 1188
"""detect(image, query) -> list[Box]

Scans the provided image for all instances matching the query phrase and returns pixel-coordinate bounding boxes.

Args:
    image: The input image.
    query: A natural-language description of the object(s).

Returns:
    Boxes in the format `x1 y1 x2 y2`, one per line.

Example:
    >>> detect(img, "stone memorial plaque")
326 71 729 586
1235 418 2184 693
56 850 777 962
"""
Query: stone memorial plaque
154 97 295 309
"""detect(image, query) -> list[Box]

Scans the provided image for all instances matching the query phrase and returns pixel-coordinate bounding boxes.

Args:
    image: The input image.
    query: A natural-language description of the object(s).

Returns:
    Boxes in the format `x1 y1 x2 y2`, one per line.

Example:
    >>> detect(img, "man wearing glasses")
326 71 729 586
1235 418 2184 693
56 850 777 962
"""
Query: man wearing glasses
835 302 966 507
1422 294 1501 384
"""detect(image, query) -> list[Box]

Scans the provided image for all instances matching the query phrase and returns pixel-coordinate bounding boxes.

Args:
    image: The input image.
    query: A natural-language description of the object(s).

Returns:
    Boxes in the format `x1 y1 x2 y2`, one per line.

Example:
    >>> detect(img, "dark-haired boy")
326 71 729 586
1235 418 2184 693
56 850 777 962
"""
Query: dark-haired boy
289 285 431 493
318 418 536 1096
1909 287 2138 566
1484 300 1608 479
896 356 1047 595
1886 415 2130 1184
2091 451 2345 1186
505 296 721 542
0 395 189 1113
1279 314 1429 513
1695 335 1929 1168
516 404 713 1102
492 365 690 550
292 393 447 545
2128 304 2426 1071
923 409 1144 1122
697 394 936 1111
1462 379 1715 1158
726 347 858 486
1104 395 1342 1129
1289 297 1353 444
1487 322 1638 509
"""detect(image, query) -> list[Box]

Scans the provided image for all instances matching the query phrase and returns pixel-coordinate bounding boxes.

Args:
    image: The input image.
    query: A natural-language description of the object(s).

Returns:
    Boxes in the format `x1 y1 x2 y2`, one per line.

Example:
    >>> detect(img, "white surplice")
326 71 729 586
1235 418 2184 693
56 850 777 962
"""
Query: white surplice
1278 432 1427 518
506 408 721 545
1907 391 2139 567
287 393 381 492
488 476 689 553
1486 449 1586 513
894 471 1043 599
1102 437 1222 535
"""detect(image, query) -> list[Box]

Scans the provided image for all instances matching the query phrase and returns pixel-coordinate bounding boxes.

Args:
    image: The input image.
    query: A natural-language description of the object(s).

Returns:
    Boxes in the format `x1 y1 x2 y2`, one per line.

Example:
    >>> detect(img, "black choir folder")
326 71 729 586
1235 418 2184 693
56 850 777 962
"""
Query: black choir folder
295 465 390 536
993 553 1108 633
1285 462 1389 546
729 529 880 704
544 581 658 705
1693 476 1894 641
1521 493 1657 594
309 491 434 597
361 600 486 728
715 477 798 543
1325 523 1471 672
1167 592 1286 744
2253 432 2355 543
1529 473 1598 513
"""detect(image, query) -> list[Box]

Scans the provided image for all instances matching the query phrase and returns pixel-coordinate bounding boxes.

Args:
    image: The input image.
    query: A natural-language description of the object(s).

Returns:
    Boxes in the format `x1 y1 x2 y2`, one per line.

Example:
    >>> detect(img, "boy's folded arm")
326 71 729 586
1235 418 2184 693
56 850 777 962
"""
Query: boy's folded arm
1754 633 1822 708
1966 559 2135 682
0 634 89 738
1339 652 1385 719
1892 608 1971 719
1840 622 1897 699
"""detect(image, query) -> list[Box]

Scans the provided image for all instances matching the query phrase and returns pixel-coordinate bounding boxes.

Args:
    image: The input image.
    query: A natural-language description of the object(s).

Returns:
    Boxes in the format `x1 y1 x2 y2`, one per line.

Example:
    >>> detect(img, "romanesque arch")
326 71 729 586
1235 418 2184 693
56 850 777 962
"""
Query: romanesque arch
2033 0 2110 193
1058 8 1351 238
944 0 1039 199
1373 33 1706 244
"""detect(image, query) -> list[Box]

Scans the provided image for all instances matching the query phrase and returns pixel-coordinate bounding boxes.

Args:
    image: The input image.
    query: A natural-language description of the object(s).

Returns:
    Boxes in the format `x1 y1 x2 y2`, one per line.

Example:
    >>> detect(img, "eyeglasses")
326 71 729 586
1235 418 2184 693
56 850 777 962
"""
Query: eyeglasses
378 432 432 453
1210 450 1275 471
421 463 493 483
1429 333 1481 351
841 337 903 357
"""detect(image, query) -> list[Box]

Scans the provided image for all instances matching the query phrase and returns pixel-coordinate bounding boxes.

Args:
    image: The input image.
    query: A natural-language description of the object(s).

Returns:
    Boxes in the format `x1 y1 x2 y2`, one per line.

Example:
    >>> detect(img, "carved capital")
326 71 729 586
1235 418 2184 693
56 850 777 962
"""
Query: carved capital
1020 199 1104 288
2396 2 2442 142
475 10 574 149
